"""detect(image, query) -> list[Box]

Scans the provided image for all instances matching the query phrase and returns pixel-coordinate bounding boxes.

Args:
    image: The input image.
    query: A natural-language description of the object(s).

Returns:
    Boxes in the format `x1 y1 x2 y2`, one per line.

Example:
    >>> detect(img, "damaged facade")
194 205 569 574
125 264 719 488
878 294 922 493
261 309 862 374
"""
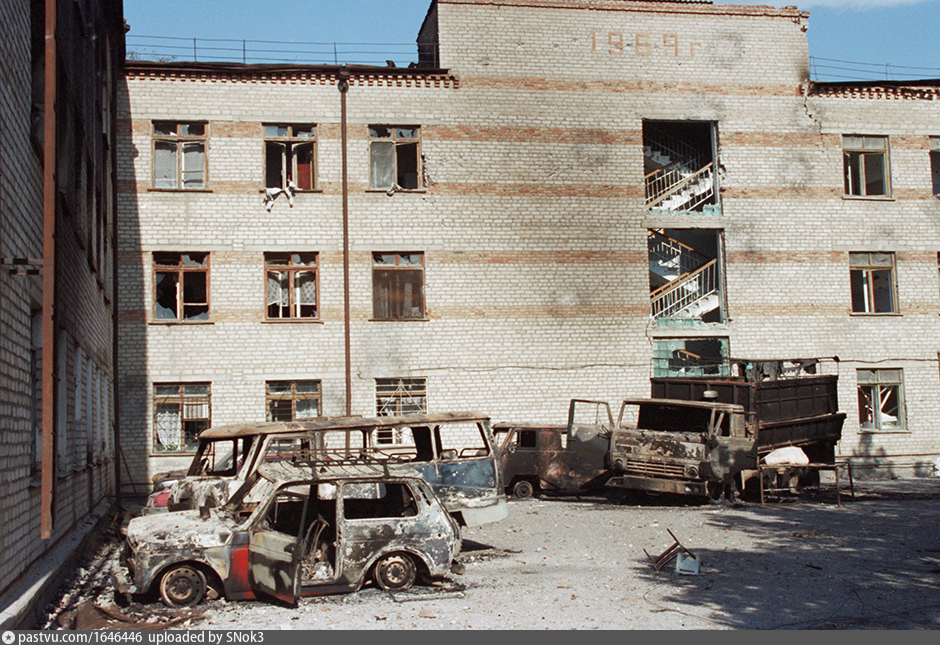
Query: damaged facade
0 0 124 622
116 0 940 494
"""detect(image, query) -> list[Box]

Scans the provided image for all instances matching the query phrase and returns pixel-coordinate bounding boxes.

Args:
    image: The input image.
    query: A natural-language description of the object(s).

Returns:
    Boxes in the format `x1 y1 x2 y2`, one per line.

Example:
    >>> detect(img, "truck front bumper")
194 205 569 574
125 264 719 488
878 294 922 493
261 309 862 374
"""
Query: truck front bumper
606 475 708 497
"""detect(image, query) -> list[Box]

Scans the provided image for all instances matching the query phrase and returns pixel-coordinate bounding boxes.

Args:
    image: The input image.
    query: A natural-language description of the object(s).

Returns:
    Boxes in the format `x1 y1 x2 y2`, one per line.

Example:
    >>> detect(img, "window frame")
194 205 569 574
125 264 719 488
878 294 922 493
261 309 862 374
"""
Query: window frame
153 383 211 454
843 135 890 198
930 136 940 199
263 124 318 192
368 125 422 191
264 252 320 321
849 251 898 315
375 378 428 444
372 252 426 321
266 380 323 422
152 252 210 323
856 369 906 432
152 121 208 190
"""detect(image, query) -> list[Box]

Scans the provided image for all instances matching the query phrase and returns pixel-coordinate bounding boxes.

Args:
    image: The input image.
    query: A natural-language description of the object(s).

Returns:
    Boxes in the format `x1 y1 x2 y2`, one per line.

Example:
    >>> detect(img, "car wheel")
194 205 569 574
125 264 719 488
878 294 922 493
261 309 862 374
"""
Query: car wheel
373 553 417 591
512 480 534 499
159 565 207 607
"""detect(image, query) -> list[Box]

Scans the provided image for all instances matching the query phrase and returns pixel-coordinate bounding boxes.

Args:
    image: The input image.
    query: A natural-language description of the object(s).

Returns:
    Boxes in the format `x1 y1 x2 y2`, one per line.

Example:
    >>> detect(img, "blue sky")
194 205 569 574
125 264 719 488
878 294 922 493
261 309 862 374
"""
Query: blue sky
122 0 940 81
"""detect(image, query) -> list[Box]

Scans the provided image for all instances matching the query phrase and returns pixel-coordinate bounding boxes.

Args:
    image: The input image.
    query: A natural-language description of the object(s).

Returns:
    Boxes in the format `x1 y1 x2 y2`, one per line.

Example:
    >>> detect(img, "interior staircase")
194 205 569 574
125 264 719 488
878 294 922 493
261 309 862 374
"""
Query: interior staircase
644 125 715 212
648 230 720 320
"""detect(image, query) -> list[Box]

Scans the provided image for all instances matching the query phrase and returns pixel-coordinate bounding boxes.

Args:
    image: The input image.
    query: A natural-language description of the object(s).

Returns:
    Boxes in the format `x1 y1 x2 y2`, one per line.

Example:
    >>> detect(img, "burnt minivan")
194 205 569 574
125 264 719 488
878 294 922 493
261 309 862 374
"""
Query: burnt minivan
144 412 508 528
117 462 462 606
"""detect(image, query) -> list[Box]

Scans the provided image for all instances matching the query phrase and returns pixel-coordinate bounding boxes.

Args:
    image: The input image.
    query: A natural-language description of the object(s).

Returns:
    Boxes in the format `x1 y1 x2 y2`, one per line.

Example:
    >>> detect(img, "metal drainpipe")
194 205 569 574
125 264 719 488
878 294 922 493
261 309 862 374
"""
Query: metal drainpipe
40 0 58 539
339 69 351 418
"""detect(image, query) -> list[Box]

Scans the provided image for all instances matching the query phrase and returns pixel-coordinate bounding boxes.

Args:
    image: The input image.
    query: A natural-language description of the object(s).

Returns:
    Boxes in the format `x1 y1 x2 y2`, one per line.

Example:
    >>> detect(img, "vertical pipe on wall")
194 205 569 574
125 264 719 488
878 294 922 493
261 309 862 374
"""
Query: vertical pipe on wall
338 69 351 418
40 0 58 539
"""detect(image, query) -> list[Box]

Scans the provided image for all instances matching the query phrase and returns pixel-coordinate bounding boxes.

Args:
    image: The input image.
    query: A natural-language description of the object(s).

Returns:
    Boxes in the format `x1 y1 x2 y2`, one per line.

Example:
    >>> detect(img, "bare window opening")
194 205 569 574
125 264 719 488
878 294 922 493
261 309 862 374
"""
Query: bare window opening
266 380 322 422
264 124 316 191
857 369 904 431
373 252 425 320
265 252 318 319
843 135 889 197
369 126 421 190
850 252 896 314
342 482 418 520
153 252 209 322
643 120 717 213
518 430 537 449
153 121 207 189
652 338 730 378
648 229 723 323
153 383 210 453
931 137 940 198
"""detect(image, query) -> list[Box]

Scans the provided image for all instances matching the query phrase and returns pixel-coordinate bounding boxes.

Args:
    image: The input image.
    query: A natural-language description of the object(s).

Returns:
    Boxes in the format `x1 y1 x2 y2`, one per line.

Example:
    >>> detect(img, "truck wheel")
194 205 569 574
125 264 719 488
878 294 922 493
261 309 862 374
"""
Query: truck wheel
373 553 417 591
159 565 207 607
512 480 534 499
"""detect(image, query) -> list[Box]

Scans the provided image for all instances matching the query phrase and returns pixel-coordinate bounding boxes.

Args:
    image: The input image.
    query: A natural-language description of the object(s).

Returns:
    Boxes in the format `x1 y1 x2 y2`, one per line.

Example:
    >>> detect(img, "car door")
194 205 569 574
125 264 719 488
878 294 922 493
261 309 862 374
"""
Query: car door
247 484 310 605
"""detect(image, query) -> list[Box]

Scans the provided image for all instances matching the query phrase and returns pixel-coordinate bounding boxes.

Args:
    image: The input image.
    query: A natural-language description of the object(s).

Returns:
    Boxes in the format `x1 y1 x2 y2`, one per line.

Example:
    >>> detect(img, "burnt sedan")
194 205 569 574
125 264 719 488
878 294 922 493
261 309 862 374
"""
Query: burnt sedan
116 462 462 607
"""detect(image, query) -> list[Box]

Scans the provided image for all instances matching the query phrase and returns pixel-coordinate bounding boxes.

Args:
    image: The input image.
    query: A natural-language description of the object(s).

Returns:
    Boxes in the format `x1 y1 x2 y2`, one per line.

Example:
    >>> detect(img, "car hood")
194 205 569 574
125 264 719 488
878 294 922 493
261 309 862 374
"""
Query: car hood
125 509 236 551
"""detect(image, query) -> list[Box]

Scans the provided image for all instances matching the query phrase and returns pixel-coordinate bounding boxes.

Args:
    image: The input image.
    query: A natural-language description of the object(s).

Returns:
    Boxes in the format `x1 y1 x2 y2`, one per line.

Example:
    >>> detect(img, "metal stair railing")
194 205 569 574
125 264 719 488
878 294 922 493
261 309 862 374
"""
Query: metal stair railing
646 161 713 209
648 230 711 278
650 259 719 319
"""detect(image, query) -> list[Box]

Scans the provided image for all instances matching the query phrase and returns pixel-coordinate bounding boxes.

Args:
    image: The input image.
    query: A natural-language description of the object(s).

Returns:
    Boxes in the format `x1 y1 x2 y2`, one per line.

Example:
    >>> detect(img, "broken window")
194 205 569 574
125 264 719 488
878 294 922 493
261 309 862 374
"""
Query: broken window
266 380 322 422
369 126 421 190
342 482 418 520
153 121 207 189
264 124 316 191
850 252 896 314
153 383 210 452
153 252 209 322
373 252 425 320
643 121 718 214
931 137 940 198
843 135 889 197
265 252 318 319
648 229 723 323
857 369 904 431
652 338 730 378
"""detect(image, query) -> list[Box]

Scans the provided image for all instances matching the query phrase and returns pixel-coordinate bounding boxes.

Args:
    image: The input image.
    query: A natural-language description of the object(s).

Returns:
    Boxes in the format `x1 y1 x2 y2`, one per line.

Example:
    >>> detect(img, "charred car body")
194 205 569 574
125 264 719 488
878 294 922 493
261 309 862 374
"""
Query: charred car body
494 400 613 498
117 462 462 607
144 412 508 528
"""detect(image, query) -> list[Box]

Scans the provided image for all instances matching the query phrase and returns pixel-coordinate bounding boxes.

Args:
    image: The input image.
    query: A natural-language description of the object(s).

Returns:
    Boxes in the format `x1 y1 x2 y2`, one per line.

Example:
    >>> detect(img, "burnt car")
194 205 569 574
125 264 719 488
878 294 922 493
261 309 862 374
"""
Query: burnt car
116 462 462 607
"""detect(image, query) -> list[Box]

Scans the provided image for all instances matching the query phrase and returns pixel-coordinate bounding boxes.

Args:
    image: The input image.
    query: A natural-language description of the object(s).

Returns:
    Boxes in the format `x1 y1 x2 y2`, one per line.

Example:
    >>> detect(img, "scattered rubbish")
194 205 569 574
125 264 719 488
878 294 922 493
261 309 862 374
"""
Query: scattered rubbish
675 552 700 575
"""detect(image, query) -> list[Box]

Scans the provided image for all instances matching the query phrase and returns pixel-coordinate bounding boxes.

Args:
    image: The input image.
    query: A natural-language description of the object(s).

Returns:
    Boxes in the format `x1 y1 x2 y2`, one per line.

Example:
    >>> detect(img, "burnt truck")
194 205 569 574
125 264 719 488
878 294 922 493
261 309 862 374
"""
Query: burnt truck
607 362 847 498
496 359 846 500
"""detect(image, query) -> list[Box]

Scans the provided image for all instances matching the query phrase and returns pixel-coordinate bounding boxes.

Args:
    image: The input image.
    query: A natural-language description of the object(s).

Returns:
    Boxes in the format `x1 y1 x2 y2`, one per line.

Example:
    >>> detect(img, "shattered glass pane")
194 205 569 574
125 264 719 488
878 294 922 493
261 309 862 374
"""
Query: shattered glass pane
370 126 391 139
180 123 205 136
396 128 417 139
265 125 288 137
296 399 319 419
293 253 316 266
153 121 176 136
154 272 179 319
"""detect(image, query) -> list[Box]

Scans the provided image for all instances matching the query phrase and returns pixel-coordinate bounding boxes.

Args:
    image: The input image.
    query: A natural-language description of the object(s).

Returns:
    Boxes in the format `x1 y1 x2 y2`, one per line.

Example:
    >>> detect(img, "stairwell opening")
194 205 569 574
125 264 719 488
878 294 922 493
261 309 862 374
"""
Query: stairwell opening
648 229 724 325
643 120 719 215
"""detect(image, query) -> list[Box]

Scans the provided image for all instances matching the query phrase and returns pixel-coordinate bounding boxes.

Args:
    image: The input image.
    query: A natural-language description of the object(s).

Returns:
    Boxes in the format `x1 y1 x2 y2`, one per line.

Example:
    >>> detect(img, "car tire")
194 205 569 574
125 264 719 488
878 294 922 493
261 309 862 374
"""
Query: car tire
373 553 417 591
512 480 534 499
159 564 207 607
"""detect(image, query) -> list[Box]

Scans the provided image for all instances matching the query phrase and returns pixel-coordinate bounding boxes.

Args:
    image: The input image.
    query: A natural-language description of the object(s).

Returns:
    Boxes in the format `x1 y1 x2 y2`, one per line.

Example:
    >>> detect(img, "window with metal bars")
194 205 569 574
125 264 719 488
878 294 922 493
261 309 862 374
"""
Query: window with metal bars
265 252 318 320
153 383 210 453
266 380 322 422
375 378 427 444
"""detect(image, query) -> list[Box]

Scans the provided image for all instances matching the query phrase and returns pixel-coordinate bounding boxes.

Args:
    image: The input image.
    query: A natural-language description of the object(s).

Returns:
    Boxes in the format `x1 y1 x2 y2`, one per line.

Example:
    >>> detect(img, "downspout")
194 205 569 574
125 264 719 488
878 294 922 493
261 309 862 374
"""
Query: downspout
40 0 58 540
338 69 351 418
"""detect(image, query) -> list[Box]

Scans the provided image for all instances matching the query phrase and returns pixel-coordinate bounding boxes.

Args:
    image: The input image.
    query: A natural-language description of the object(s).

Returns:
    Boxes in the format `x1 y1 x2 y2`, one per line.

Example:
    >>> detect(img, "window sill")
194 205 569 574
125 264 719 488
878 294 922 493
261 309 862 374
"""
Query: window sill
369 317 429 322
150 451 198 457
365 188 427 194
262 318 324 324
149 320 215 326
148 188 213 193
842 194 894 202
858 428 909 435
259 188 323 194
849 312 901 317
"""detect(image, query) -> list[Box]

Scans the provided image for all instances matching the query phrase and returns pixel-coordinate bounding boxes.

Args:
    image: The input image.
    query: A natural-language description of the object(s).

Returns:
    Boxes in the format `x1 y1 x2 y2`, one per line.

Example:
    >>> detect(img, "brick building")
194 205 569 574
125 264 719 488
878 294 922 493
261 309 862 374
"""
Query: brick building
0 0 123 626
116 0 940 493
